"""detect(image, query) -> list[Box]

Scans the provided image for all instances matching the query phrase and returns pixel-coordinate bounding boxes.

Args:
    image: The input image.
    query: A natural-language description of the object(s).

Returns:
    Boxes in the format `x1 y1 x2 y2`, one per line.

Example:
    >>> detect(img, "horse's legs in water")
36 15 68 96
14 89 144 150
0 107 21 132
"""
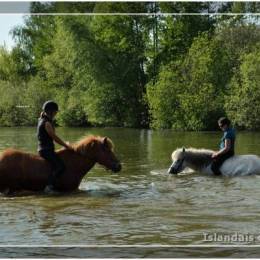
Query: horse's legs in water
211 152 234 175
2 188 17 196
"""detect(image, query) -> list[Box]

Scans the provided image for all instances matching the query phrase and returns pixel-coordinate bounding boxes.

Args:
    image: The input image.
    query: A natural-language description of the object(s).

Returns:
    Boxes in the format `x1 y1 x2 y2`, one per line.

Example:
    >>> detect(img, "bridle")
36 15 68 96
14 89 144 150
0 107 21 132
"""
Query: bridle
175 157 185 174
168 155 185 174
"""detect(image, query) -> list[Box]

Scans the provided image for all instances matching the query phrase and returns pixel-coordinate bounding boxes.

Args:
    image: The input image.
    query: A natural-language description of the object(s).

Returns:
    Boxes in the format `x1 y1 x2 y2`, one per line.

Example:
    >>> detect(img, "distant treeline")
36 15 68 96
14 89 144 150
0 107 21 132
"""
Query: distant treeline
0 2 260 130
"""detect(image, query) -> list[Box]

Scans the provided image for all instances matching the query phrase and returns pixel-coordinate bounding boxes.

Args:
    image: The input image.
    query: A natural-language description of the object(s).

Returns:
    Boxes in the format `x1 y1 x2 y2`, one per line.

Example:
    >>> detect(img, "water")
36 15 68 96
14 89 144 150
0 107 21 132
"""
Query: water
1 127 260 257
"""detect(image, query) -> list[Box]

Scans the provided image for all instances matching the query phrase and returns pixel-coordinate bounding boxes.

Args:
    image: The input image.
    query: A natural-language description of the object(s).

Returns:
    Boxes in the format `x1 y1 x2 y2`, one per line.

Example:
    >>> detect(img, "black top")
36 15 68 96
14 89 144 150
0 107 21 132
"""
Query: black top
37 115 55 151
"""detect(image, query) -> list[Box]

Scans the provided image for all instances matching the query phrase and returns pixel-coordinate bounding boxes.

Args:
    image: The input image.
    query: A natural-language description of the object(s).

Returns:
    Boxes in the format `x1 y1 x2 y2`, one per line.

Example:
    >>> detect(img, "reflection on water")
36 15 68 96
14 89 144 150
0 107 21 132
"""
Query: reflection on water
1 127 260 257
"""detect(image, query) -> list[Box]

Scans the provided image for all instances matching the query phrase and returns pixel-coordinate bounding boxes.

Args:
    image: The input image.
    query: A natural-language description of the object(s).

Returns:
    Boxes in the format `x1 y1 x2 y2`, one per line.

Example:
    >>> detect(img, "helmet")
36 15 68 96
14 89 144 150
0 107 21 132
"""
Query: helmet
42 100 59 112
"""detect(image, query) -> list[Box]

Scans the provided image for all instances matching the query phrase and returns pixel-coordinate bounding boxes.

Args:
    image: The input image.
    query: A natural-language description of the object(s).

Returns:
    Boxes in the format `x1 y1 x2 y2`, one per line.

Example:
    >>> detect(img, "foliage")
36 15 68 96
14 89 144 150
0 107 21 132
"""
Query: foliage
55 87 88 126
147 33 232 130
42 17 77 89
0 80 28 126
147 60 184 129
0 2 259 130
225 45 260 130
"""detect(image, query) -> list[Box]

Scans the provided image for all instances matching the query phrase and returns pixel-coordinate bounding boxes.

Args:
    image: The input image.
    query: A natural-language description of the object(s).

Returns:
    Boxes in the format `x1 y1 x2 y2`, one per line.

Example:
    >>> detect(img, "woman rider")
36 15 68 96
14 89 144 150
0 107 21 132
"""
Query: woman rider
37 100 73 192
211 117 236 175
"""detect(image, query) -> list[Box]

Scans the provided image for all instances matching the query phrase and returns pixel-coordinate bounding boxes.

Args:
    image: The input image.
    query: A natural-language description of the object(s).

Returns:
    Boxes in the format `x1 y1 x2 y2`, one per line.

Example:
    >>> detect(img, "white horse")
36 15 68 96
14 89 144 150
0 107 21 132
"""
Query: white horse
167 148 260 176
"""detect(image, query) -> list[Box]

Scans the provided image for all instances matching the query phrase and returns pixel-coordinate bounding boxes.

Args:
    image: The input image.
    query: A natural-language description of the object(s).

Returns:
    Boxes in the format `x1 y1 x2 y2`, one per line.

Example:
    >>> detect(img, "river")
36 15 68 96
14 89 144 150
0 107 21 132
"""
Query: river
1 127 260 257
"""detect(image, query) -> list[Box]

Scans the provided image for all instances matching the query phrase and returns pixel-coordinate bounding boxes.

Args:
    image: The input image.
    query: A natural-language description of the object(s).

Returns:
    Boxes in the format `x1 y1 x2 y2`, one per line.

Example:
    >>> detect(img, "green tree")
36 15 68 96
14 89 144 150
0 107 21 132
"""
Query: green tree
147 60 184 129
12 12 56 75
23 77 55 125
42 17 77 89
216 23 260 70
3 2 260 130
147 33 232 130
65 4 149 127
179 33 232 130
225 46 260 130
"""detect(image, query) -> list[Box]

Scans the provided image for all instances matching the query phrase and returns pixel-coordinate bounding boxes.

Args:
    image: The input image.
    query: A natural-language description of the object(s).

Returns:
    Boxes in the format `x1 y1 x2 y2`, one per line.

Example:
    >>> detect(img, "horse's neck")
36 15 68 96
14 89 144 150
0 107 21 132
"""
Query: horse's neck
58 150 96 178
185 149 213 171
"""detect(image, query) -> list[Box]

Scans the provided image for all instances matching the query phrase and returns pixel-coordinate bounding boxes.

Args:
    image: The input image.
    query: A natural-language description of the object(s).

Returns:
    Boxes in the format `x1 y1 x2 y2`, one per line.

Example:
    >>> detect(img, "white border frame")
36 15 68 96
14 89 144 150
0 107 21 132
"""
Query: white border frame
1 3 260 250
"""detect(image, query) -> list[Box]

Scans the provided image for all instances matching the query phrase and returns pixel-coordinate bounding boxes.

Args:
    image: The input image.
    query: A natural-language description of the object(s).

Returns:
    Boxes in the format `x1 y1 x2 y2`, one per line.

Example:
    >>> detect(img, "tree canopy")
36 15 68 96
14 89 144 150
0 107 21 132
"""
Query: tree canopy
0 2 259 130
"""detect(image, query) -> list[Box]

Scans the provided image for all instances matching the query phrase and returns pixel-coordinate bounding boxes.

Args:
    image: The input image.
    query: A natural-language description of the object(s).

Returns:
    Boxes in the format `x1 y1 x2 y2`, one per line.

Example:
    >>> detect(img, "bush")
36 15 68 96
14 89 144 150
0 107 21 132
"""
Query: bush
55 88 88 126
0 81 28 126
225 45 260 130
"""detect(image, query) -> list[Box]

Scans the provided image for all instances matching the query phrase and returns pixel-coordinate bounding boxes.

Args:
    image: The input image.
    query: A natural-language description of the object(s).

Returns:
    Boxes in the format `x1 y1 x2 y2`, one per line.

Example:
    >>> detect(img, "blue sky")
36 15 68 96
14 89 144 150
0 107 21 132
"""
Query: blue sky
0 15 25 49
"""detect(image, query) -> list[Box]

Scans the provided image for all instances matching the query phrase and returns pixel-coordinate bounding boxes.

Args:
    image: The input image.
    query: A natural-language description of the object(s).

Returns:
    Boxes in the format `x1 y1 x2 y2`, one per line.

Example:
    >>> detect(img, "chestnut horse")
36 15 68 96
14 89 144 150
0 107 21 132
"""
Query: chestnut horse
0 136 121 194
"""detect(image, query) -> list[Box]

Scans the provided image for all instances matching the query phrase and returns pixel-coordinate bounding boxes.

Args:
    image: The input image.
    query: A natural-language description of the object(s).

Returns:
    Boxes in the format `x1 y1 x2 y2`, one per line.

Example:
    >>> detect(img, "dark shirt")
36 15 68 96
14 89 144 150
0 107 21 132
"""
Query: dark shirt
219 127 236 153
37 115 55 152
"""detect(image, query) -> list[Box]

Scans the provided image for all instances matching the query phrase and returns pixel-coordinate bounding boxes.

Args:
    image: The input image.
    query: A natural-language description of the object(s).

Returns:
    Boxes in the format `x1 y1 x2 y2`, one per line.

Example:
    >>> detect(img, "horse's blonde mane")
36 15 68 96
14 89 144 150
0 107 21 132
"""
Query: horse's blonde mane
173 147 214 170
73 135 114 155
186 147 213 155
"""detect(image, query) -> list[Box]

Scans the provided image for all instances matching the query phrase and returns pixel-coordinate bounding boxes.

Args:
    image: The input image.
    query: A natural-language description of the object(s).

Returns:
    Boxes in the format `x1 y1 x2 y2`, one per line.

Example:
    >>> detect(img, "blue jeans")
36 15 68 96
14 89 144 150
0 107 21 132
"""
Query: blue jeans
39 149 65 186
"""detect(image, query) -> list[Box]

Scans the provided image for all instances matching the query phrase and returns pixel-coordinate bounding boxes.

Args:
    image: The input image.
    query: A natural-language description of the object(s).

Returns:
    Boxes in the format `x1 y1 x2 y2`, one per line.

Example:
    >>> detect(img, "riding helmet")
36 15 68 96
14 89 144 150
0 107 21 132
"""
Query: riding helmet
42 100 59 112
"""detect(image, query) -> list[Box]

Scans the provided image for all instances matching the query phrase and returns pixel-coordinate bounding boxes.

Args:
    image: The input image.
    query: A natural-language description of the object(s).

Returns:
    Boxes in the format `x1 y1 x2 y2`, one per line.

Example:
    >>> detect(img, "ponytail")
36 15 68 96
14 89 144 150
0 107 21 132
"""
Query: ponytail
40 111 46 118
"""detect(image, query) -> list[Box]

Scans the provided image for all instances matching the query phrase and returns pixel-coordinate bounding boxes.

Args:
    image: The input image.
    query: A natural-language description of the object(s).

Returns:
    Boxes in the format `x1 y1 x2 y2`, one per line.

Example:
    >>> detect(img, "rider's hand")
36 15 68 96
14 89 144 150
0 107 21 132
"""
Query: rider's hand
65 142 74 151
212 152 218 159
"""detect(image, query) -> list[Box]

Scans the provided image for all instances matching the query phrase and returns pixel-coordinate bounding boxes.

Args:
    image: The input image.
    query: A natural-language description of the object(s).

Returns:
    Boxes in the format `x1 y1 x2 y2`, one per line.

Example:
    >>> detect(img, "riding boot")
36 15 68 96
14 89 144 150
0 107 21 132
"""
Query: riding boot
45 172 55 191
212 167 222 176
211 161 222 176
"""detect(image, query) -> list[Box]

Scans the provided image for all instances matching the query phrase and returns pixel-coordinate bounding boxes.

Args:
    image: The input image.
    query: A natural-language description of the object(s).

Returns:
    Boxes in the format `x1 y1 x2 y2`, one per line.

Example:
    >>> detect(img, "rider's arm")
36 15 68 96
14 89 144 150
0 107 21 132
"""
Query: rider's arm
221 139 231 153
215 139 231 157
45 122 72 150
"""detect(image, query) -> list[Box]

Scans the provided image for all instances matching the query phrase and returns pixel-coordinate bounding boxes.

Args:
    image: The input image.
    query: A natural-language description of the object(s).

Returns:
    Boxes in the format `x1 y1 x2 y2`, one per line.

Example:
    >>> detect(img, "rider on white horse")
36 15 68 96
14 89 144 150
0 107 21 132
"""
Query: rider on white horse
211 117 236 175
168 117 260 176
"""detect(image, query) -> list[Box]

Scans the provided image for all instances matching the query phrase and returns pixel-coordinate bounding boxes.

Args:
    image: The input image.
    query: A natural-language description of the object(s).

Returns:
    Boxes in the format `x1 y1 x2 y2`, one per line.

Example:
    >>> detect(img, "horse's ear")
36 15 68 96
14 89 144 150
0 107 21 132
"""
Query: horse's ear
102 137 108 147
182 147 186 153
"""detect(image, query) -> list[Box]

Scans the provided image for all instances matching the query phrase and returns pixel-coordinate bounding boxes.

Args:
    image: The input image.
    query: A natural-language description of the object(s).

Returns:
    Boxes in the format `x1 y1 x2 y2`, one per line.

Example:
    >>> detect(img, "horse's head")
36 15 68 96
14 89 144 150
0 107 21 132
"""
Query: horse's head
167 147 186 174
95 137 122 173
75 136 122 173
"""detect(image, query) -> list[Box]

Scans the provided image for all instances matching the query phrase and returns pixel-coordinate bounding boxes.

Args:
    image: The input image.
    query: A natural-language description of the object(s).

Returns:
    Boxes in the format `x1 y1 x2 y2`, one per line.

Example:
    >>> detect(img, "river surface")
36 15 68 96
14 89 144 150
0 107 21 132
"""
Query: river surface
1 127 260 257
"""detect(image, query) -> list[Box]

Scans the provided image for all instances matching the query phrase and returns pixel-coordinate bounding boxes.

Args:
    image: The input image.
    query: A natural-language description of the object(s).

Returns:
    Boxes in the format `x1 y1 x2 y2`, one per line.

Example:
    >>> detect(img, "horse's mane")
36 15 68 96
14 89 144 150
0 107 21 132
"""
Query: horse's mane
0 136 114 161
73 135 114 155
174 147 214 170
185 148 214 169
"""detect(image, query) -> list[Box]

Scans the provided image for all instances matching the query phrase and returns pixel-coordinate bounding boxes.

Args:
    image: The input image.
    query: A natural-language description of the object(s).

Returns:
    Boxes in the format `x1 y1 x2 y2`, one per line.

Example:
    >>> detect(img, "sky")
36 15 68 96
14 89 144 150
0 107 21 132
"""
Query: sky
0 14 25 50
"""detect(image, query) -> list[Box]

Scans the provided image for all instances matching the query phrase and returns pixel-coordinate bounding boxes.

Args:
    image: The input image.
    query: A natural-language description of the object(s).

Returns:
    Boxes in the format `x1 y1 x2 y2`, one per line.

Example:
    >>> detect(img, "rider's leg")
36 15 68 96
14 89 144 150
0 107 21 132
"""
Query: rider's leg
211 158 224 175
51 152 66 178
211 152 234 176
39 150 65 189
